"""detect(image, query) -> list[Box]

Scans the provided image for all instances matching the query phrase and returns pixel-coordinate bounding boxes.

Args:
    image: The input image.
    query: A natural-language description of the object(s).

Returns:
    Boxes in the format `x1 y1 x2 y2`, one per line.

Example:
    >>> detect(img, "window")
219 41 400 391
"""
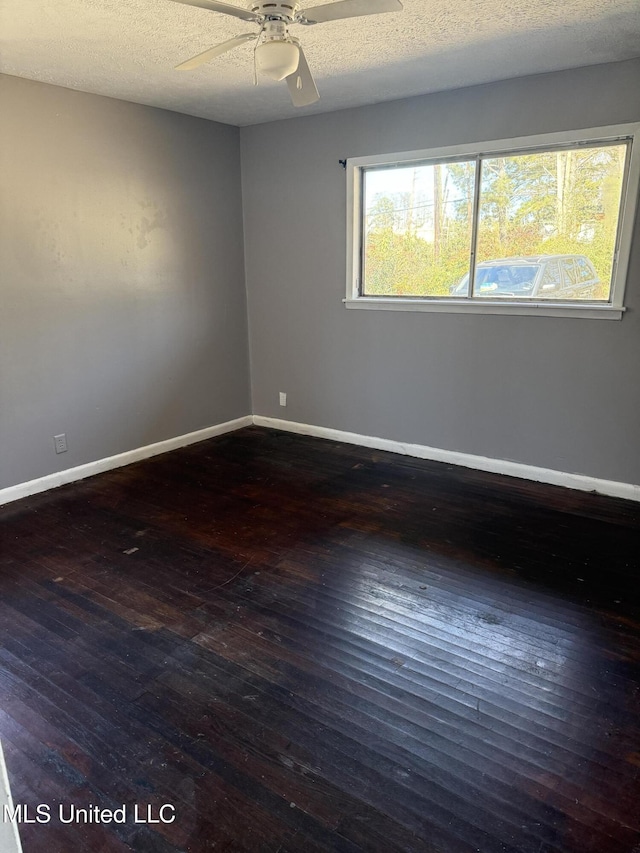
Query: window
346 125 640 318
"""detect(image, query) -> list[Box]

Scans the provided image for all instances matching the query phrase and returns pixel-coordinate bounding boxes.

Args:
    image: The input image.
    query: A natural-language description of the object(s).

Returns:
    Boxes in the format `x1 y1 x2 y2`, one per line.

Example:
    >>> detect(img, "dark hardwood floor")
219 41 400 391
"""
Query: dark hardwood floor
0 426 639 853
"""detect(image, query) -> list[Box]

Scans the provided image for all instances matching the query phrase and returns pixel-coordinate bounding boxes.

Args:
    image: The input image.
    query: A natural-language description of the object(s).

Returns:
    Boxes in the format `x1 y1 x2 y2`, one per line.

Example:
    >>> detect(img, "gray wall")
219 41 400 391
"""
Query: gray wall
0 74 250 491
241 59 640 485
3 62 639 493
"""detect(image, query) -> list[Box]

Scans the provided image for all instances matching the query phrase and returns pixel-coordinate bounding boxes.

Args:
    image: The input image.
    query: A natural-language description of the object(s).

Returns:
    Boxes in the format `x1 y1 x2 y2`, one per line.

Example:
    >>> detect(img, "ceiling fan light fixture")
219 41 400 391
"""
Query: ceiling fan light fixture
255 39 300 80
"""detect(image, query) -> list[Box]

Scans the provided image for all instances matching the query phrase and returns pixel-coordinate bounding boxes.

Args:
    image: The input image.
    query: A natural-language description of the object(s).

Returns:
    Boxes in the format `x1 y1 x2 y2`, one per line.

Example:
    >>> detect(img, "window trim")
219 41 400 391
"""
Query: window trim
345 124 640 319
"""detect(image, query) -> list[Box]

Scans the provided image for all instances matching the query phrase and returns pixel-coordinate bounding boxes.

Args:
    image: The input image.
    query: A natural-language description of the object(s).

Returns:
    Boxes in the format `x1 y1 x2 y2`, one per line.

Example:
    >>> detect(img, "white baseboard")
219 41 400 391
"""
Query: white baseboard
0 416 252 507
4 413 638 507
253 416 640 503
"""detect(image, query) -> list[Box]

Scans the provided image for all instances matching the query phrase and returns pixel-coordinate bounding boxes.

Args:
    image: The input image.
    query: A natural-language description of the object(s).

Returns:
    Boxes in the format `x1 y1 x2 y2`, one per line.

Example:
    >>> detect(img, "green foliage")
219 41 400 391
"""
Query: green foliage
365 228 469 296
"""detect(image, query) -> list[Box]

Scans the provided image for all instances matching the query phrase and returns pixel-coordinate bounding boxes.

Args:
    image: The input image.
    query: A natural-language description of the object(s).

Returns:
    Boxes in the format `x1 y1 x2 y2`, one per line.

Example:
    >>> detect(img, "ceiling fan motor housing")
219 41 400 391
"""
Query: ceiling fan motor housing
261 19 291 41
250 0 301 22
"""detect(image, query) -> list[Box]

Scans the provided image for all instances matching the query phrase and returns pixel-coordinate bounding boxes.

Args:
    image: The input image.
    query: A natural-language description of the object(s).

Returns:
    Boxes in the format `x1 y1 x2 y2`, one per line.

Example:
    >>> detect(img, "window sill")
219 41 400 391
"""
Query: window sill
343 298 625 320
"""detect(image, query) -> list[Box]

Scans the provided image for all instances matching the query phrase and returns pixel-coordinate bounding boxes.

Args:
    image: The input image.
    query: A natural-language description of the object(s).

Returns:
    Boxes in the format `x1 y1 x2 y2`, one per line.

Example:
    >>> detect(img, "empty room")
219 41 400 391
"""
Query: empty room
1 1 640 851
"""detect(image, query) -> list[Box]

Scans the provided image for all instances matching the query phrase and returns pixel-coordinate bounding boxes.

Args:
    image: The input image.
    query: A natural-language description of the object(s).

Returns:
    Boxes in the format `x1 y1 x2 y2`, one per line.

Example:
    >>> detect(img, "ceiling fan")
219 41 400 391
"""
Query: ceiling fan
170 0 403 106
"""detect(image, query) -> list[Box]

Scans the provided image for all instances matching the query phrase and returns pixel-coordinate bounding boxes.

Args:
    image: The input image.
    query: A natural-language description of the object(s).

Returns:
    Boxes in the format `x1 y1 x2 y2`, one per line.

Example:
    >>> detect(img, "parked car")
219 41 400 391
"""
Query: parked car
449 254 601 299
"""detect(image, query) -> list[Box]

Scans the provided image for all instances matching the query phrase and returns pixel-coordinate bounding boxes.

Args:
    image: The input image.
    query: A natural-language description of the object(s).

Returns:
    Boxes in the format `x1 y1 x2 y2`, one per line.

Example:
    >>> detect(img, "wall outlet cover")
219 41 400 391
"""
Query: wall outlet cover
54 434 67 454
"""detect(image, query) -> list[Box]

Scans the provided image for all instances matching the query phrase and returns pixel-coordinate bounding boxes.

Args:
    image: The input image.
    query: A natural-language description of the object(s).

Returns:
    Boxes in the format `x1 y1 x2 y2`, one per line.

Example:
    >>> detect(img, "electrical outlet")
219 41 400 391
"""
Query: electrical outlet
279 392 287 407
54 433 67 454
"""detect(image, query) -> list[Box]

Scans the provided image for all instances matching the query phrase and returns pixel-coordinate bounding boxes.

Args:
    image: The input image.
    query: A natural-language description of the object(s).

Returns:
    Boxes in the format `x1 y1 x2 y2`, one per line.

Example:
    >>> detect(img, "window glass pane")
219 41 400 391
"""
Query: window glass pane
474 144 627 301
362 160 475 297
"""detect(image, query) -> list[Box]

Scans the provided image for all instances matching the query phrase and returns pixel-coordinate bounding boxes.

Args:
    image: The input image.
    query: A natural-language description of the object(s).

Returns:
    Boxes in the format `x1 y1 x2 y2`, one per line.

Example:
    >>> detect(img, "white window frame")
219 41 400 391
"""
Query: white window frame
345 124 640 319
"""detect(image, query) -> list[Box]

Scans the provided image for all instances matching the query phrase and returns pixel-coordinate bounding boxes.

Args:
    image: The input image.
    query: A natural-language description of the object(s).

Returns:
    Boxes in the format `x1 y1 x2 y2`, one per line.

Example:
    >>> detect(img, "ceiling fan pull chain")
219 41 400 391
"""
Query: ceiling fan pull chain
253 21 266 85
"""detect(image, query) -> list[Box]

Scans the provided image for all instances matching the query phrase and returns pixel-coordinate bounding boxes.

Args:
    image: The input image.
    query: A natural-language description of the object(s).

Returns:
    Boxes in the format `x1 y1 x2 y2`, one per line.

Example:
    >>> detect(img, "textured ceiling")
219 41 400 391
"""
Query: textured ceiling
1 0 640 126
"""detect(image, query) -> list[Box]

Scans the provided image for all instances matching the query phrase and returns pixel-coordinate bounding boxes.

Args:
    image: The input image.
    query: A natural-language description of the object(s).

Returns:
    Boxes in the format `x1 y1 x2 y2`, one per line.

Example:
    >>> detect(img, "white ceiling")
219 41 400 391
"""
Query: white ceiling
1 0 639 126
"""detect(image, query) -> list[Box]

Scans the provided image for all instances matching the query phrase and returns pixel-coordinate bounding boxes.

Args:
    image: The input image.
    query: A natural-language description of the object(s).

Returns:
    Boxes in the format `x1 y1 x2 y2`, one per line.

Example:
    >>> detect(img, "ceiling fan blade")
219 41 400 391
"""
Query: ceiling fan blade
175 33 257 70
169 0 260 23
301 0 402 24
286 46 319 107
